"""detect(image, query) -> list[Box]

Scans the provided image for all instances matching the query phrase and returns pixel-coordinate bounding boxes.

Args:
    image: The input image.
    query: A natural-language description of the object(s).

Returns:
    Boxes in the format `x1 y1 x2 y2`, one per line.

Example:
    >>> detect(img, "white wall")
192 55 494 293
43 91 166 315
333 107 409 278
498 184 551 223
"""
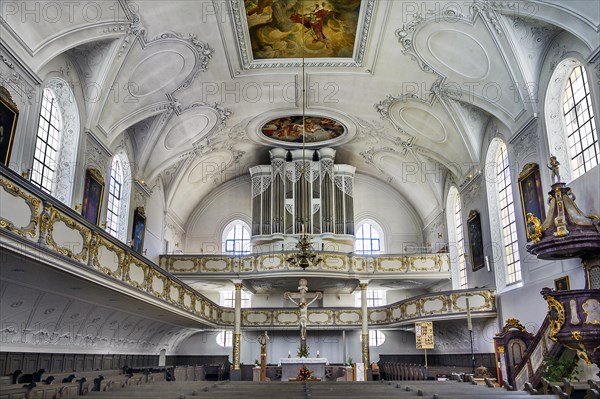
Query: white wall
185 176 251 253
353 173 423 253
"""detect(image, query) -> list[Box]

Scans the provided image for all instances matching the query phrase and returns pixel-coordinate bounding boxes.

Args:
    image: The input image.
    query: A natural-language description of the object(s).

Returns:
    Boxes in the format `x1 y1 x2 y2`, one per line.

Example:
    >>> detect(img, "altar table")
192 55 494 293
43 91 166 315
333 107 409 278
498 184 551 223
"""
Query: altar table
279 358 328 381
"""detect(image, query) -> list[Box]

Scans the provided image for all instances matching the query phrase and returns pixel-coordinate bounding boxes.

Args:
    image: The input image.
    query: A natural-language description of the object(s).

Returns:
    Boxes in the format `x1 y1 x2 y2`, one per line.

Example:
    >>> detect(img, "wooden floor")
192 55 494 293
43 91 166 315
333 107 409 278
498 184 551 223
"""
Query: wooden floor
83 379 559 399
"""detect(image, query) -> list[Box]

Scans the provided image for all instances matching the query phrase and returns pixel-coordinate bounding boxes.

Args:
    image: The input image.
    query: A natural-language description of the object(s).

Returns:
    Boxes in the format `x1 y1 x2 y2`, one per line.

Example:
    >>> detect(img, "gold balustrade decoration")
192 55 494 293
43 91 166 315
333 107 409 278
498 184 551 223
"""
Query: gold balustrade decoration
161 252 451 276
0 169 495 330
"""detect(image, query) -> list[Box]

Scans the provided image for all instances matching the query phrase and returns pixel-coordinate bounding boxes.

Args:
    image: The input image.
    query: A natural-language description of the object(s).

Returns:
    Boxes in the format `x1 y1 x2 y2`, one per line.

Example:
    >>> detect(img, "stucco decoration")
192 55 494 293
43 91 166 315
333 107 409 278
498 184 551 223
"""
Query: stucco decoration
47 78 81 206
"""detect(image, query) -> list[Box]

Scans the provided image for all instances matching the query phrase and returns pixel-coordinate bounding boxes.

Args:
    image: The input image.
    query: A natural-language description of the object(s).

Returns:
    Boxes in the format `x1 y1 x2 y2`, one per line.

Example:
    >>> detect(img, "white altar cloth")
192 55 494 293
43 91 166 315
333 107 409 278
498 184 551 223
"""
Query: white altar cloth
279 358 328 381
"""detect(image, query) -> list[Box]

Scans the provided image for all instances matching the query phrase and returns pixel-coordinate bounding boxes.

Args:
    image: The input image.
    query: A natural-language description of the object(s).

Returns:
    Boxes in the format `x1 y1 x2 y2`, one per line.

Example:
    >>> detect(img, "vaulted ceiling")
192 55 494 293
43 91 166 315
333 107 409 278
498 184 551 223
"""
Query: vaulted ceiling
2 0 598 227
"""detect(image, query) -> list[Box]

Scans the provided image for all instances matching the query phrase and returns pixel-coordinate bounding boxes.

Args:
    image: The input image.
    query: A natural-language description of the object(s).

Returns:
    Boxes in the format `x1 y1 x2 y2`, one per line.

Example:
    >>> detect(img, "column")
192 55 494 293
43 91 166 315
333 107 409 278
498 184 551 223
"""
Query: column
232 281 243 373
360 281 369 378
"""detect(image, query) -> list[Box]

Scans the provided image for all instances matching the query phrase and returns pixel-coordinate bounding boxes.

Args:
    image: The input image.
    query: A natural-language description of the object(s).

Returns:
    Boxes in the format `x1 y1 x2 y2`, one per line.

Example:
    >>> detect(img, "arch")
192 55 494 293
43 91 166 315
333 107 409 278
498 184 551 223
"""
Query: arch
31 78 80 205
446 186 467 289
354 219 384 254
222 220 252 254
545 59 598 182
485 138 522 291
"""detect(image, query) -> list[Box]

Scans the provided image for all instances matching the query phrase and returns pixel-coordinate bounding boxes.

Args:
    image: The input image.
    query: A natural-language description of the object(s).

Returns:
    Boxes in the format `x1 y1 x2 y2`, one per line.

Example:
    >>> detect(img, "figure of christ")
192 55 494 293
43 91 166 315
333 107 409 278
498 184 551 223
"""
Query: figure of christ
284 278 322 344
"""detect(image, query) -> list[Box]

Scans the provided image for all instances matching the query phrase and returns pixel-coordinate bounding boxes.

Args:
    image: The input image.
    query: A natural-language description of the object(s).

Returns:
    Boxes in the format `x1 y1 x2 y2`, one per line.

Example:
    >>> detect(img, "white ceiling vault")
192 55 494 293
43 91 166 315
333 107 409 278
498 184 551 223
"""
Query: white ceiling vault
2 0 598 226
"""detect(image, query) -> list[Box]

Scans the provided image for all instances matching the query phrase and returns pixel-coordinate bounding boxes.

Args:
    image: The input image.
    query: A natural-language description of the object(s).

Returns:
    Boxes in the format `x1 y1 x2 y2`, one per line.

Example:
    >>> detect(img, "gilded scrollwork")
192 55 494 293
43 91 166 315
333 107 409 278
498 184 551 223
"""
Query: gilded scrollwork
232 333 241 369
201 257 233 272
0 178 41 238
166 257 200 272
45 208 91 262
147 271 167 298
451 291 494 312
420 295 449 316
542 291 566 341
91 234 125 278
124 256 149 290
321 254 348 271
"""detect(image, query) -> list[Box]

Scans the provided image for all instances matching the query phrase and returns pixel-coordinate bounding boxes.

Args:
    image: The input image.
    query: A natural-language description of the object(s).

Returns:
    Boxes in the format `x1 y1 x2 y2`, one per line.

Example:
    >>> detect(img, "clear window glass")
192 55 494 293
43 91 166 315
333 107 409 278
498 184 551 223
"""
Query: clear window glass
563 65 599 178
31 88 62 193
496 143 521 284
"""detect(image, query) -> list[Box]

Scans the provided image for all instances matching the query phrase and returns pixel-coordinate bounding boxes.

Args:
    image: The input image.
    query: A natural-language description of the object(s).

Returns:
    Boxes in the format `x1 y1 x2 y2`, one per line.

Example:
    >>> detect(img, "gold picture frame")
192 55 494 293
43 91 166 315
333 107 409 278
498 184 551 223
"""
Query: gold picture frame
554 276 570 291
82 168 105 225
0 86 18 167
518 163 545 240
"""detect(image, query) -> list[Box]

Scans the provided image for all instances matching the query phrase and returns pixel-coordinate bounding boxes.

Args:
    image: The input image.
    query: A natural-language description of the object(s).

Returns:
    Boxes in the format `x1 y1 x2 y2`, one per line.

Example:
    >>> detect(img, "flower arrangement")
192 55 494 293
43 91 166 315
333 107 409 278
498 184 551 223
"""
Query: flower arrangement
297 365 313 381
297 346 310 358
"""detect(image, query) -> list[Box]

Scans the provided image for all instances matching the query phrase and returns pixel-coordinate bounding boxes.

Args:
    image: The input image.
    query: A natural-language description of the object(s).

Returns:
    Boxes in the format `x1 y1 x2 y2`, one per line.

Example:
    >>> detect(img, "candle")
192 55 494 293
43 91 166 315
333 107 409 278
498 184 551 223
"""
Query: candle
316 350 320 357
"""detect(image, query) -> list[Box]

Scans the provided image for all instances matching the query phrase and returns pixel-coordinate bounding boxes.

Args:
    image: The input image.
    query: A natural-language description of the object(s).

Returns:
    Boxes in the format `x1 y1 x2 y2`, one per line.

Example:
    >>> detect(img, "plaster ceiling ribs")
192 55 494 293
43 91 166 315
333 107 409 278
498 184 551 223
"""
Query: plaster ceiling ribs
393 1 536 128
99 2 231 163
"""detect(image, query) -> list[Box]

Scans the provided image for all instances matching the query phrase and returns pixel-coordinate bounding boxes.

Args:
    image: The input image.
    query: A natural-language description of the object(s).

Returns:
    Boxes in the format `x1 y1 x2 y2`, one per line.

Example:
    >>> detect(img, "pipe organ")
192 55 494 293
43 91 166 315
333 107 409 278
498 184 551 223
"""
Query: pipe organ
250 148 355 251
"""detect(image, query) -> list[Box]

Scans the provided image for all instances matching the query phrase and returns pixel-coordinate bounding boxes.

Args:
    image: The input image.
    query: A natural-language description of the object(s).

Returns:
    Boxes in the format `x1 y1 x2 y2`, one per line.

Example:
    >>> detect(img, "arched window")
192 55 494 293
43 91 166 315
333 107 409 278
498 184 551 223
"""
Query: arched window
495 142 522 284
106 157 123 238
31 80 80 204
31 88 62 193
454 194 468 289
105 152 131 241
562 65 598 178
359 330 386 347
222 221 251 254
355 221 383 254
216 331 233 348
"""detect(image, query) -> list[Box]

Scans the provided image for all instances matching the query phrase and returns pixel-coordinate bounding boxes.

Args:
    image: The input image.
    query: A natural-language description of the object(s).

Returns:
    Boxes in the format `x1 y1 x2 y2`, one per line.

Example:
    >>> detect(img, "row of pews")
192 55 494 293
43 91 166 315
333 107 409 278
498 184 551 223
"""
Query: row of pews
378 363 429 381
0 365 203 399
36 379 564 399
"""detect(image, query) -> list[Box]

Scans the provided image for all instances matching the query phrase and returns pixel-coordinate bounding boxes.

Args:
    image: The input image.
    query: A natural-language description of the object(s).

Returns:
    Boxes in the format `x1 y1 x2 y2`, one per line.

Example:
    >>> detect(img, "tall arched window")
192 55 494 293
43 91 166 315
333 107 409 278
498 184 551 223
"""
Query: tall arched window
454 194 468 289
563 65 598 178
355 221 383 254
222 221 251 254
496 142 521 284
106 157 123 238
31 88 62 193
105 151 131 241
31 80 80 204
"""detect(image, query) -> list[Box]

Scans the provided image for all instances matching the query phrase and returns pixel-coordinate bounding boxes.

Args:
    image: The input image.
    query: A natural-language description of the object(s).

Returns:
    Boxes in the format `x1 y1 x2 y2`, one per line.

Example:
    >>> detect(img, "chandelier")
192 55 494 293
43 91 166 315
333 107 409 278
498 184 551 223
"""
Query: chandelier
286 229 323 269
285 3 322 270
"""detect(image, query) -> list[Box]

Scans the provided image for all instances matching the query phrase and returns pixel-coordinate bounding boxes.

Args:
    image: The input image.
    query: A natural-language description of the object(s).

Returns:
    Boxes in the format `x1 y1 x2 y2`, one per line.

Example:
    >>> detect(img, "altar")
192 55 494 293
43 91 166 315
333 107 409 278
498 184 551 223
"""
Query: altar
279 358 328 381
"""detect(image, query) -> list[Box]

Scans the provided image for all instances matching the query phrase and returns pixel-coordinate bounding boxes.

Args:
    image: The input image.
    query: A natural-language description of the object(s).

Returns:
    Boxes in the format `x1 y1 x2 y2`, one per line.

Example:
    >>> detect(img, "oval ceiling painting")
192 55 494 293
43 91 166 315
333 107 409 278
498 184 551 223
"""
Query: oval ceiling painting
261 115 346 144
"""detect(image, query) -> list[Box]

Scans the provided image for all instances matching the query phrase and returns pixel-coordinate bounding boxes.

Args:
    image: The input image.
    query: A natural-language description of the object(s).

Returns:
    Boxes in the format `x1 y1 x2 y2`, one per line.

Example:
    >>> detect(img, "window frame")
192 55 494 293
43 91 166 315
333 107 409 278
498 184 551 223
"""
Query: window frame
496 143 522 285
454 194 468 289
562 65 599 179
31 88 62 193
105 157 123 239
354 221 383 255
222 221 252 254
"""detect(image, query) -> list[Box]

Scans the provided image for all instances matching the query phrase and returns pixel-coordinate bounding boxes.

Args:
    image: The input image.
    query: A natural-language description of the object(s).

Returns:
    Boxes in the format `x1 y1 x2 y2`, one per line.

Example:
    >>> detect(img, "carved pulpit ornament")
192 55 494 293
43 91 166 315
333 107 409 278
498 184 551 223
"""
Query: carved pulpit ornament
524 156 600 374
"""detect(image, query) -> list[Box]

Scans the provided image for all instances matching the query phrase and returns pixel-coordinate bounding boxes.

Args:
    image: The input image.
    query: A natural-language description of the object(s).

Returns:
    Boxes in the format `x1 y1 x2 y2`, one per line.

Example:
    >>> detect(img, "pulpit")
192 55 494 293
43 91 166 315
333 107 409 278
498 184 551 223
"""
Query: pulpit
280 358 328 381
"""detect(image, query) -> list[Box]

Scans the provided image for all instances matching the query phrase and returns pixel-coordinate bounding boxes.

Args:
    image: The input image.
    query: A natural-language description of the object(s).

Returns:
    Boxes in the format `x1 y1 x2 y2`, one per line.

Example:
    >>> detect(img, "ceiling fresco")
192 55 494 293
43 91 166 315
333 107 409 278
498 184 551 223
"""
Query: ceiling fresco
244 0 363 59
261 115 346 143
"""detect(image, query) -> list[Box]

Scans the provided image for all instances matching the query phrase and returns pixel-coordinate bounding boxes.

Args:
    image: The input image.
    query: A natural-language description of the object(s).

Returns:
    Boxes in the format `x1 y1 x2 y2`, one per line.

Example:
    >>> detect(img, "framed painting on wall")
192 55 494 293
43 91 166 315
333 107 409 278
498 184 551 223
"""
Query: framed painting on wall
554 276 570 291
82 168 104 225
0 86 19 167
131 207 146 254
518 163 545 239
467 210 485 272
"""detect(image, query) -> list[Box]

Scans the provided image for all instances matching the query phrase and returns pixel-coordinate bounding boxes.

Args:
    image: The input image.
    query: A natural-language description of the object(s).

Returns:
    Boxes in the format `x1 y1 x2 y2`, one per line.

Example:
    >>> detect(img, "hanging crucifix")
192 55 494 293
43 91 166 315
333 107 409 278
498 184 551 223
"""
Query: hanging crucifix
284 278 322 355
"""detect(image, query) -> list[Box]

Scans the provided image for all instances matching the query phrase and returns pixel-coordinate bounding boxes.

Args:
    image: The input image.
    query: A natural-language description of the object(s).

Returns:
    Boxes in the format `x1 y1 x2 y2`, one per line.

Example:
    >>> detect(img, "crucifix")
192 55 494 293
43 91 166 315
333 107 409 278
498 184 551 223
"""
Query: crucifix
284 278 322 355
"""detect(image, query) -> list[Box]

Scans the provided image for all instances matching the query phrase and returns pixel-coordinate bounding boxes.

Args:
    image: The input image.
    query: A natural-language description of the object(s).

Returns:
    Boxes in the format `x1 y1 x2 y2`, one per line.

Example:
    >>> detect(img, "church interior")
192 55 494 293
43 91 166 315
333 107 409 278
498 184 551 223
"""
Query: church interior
1 0 599 397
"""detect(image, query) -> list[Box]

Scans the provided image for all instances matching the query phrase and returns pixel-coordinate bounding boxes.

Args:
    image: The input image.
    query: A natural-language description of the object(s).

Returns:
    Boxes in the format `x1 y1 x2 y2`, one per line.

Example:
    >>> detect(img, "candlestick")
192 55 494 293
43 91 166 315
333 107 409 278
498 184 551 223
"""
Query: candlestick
316 350 320 358
288 350 291 358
